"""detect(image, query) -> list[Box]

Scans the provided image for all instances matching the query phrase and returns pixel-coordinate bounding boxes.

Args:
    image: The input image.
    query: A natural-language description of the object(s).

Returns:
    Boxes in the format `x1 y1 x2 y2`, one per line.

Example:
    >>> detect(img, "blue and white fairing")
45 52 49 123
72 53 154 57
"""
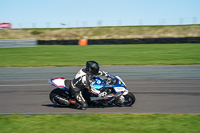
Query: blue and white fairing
92 74 128 95
49 74 128 95
92 77 106 90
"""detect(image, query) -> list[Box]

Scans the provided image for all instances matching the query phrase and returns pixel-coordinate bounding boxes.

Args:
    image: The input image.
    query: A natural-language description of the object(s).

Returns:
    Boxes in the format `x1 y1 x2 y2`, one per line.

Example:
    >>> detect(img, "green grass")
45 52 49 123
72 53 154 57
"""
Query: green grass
0 114 200 133
0 44 200 67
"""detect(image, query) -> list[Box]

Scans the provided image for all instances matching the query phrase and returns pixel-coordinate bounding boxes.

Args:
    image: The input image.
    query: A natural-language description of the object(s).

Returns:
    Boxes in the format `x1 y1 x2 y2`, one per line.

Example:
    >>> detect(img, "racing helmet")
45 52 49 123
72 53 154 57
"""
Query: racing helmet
86 61 99 75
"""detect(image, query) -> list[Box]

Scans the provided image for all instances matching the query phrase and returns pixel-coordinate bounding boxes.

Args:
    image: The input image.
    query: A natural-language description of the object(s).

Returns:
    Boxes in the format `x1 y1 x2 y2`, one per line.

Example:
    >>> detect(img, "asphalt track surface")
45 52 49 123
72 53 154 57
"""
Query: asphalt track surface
0 65 200 114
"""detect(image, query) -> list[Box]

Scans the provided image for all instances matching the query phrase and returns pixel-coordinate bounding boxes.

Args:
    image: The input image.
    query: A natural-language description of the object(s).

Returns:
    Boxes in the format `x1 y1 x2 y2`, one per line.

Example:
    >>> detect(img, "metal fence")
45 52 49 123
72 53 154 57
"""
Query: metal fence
0 39 37 48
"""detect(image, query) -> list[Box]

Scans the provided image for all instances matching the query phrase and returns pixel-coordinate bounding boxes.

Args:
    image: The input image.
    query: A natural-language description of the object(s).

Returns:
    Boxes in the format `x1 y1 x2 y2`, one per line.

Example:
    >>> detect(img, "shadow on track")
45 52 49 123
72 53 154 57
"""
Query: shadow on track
41 104 128 110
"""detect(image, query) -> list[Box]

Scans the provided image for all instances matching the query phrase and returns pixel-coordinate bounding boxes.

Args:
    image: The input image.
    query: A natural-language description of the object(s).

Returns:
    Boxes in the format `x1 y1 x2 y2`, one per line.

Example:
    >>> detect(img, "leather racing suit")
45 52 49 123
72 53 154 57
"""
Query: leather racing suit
69 68 107 109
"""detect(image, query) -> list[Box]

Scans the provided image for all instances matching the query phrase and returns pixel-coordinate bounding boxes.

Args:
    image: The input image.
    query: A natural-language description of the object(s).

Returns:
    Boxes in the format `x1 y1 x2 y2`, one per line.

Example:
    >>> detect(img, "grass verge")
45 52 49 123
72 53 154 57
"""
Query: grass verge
0 44 200 67
0 114 200 133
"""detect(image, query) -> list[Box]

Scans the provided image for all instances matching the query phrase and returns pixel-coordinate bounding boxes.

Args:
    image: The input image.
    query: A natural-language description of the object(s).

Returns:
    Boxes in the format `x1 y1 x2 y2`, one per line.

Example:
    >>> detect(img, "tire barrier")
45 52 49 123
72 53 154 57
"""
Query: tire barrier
38 37 200 45
38 40 78 45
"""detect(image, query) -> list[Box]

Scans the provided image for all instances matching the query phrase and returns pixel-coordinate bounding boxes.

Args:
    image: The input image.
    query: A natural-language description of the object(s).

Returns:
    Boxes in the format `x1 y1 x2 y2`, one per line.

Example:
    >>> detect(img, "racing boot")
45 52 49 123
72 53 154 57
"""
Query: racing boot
75 92 88 110
69 99 86 110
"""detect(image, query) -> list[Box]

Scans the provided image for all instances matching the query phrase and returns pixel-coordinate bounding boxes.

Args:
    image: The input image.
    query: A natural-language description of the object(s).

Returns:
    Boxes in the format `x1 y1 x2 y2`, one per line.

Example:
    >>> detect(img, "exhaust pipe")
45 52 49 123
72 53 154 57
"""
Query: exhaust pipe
55 96 70 106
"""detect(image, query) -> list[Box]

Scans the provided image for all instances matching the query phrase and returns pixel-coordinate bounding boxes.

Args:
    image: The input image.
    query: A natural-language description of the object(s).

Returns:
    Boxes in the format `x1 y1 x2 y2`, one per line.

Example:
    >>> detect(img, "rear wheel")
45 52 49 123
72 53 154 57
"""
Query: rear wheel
49 88 70 106
114 92 136 106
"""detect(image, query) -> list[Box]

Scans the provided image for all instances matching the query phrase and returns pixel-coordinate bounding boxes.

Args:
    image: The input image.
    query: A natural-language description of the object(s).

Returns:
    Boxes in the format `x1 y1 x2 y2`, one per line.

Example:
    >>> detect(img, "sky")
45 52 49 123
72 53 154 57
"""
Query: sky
0 0 200 28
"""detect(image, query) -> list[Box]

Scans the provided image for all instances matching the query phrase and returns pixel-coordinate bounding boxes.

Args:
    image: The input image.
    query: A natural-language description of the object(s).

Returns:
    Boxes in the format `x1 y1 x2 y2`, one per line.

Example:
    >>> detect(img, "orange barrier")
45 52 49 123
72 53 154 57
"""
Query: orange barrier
79 39 88 45
0 22 12 28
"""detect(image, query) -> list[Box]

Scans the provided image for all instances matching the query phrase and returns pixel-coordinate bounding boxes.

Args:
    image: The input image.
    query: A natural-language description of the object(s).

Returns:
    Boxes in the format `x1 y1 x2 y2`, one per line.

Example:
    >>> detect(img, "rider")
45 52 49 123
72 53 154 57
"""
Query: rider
69 61 108 110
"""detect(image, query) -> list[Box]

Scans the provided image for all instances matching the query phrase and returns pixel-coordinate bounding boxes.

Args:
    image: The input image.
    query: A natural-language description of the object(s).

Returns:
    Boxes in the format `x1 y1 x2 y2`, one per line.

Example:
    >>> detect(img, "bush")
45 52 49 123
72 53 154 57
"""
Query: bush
31 30 42 35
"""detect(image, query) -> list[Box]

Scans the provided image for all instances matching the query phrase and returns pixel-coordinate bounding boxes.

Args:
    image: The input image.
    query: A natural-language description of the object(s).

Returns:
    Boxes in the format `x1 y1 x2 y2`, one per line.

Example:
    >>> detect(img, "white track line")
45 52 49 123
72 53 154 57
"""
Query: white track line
0 84 49 87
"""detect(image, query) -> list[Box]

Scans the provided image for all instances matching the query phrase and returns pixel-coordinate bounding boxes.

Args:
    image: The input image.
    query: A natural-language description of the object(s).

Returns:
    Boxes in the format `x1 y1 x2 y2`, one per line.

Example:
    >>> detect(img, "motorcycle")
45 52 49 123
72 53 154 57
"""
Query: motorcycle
49 73 135 108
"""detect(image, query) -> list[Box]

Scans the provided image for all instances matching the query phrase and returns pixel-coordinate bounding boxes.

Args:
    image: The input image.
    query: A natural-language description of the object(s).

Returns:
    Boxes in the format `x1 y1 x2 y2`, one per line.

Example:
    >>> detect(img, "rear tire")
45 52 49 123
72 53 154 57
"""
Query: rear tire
49 88 70 106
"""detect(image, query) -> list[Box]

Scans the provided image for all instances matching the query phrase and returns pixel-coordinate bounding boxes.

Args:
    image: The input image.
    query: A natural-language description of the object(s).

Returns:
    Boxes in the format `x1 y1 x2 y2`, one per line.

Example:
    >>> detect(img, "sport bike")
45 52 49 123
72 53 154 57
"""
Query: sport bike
49 74 135 108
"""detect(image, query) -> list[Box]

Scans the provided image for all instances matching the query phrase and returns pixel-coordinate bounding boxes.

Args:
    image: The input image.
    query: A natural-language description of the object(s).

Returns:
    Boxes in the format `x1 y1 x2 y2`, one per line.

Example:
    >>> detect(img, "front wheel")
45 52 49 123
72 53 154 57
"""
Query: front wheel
114 92 136 106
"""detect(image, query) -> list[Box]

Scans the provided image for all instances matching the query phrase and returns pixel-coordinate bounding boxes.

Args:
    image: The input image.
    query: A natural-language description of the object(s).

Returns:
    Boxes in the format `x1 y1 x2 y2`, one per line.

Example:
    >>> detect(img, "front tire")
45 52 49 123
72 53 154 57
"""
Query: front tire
114 92 136 106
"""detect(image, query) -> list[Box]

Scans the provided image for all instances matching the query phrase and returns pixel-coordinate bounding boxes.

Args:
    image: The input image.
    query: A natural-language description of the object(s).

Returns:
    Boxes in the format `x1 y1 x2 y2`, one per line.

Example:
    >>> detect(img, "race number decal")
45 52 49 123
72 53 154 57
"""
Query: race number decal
114 87 126 92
